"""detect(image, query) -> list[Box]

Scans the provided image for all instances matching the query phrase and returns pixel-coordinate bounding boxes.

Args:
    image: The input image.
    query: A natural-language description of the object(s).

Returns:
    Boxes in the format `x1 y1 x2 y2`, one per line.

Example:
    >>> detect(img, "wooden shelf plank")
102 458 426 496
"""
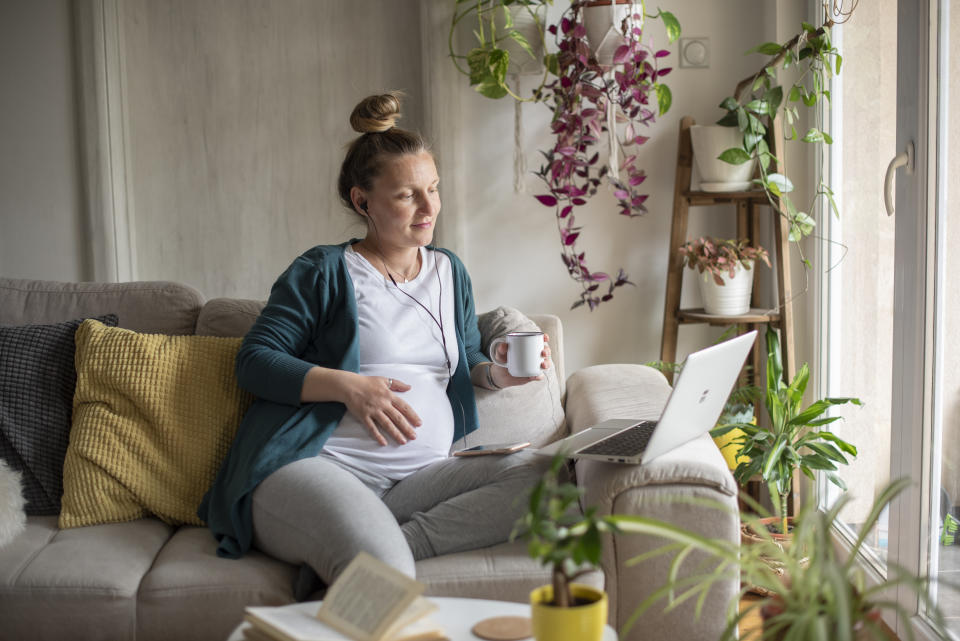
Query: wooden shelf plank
678 308 781 325
683 190 769 205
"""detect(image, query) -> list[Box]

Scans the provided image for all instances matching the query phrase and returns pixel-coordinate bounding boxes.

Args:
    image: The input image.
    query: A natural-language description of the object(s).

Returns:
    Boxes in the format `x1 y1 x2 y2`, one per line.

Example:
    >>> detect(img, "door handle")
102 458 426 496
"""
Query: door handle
884 141 915 217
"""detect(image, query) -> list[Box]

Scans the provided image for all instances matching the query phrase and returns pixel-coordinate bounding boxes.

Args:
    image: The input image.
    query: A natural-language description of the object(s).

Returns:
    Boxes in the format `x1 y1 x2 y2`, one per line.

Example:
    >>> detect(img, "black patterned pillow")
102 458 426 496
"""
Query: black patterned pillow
0 315 118 515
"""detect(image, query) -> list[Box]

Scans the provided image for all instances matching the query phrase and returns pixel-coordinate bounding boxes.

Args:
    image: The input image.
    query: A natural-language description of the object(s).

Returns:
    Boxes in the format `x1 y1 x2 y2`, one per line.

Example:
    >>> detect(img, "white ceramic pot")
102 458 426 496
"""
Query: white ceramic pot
698 260 754 315
581 1 634 66
689 124 757 192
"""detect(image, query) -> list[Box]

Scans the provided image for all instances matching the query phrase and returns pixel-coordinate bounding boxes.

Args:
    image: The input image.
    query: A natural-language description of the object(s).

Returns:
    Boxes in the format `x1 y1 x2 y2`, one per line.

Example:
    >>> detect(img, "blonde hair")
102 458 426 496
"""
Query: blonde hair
337 91 431 210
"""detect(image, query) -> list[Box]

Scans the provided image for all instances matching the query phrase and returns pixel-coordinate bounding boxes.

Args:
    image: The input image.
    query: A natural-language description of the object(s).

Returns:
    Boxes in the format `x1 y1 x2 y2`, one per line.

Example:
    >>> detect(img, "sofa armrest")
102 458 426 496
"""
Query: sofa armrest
564 364 739 641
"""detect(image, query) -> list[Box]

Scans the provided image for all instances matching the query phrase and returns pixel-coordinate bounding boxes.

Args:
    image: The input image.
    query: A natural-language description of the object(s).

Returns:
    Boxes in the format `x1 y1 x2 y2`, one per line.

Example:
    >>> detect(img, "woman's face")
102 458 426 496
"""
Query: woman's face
355 151 440 252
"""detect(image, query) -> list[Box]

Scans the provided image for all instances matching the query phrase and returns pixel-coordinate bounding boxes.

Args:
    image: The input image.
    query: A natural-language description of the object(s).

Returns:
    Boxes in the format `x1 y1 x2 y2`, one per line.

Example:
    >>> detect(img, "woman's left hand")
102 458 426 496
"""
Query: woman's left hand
490 333 552 388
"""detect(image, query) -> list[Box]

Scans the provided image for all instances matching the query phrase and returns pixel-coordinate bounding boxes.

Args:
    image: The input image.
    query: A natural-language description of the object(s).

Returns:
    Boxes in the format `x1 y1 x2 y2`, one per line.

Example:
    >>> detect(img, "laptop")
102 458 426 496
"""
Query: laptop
536 330 757 465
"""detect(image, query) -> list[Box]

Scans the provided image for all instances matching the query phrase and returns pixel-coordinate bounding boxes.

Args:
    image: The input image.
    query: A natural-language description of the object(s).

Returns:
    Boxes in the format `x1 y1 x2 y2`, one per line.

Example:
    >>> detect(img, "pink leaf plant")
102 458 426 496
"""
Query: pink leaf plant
678 236 771 286
534 2 677 310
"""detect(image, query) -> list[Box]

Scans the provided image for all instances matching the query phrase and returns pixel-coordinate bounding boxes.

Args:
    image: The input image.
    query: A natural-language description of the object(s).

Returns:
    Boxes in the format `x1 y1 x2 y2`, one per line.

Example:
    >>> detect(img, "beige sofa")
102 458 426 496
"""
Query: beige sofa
0 277 739 641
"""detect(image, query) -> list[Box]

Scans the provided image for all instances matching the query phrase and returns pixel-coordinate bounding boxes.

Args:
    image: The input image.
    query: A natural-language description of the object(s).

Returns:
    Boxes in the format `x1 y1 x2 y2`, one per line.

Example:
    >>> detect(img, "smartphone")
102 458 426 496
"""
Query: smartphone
452 441 531 457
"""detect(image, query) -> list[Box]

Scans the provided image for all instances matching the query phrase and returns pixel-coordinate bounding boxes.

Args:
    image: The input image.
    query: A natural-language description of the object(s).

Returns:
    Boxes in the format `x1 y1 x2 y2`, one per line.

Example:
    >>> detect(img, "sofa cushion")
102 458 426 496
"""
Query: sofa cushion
0 515 173 641
59 321 253 528
196 297 264 338
137 526 297 641
0 278 203 335
416 539 603 603
455 307 566 450
0 314 118 515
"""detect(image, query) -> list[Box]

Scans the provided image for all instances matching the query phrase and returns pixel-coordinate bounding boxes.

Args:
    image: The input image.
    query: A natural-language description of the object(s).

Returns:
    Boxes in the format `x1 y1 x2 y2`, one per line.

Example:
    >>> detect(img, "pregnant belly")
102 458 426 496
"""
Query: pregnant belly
323 365 454 480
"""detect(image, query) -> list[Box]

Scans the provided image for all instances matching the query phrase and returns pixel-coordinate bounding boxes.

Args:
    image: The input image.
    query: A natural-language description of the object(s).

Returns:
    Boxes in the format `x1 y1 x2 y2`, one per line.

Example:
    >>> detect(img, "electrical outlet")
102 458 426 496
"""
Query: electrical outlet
679 37 710 68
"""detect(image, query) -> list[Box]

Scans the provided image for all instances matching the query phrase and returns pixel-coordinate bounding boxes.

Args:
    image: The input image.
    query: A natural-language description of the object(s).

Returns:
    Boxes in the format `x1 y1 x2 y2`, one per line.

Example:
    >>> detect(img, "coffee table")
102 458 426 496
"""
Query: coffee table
227 596 618 640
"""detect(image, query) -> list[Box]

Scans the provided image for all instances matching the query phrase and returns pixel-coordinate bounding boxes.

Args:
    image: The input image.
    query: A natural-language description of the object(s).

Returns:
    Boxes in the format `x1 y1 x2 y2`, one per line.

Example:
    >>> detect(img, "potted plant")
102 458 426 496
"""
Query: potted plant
532 1 680 310
706 1 860 252
616 478 950 641
447 0 554 100
512 455 619 641
711 325 861 538
678 236 771 316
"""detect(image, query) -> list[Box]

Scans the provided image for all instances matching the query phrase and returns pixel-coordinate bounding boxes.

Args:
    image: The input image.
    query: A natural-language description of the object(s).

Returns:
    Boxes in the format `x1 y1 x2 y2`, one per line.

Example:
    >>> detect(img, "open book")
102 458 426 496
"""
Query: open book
244 552 445 641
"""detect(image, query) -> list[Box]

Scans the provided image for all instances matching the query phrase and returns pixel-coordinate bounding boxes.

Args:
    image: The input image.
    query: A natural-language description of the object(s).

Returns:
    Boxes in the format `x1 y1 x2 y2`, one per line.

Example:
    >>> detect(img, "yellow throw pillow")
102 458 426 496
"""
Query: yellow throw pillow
60 320 253 528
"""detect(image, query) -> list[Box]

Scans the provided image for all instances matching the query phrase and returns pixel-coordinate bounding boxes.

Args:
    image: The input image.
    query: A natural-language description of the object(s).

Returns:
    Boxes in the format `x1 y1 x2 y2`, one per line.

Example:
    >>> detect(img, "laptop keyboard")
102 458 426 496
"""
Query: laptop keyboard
578 421 658 457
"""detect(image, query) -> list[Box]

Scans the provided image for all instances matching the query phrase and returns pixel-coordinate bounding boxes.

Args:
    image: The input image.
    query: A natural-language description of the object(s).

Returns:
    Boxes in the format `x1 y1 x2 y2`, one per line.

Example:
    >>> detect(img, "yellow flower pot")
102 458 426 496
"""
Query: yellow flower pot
530 584 608 641
713 417 755 470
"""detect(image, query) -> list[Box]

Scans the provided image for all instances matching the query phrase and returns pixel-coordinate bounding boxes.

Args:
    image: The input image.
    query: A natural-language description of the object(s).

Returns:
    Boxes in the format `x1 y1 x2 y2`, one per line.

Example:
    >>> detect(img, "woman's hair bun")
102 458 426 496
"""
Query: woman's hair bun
350 92 404 134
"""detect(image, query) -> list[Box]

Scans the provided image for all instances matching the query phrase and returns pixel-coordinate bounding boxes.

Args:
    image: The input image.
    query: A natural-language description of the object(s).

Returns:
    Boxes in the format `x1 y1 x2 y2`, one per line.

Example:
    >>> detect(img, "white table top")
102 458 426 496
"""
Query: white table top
227 596 617 641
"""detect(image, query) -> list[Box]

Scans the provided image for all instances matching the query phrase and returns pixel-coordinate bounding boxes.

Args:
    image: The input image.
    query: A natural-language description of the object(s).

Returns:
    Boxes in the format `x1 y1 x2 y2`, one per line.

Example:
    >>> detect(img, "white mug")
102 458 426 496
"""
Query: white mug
490 331 545 378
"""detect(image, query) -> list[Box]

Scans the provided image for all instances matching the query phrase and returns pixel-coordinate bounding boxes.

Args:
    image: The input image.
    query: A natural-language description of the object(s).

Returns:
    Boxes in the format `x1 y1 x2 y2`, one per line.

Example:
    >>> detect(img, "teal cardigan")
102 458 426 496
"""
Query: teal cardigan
198 241 485 559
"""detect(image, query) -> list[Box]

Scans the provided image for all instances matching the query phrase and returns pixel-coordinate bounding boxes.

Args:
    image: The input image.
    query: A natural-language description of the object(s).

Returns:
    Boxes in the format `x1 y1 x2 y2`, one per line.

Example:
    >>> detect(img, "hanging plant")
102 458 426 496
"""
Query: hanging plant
714 1 859 266
533 1 680 310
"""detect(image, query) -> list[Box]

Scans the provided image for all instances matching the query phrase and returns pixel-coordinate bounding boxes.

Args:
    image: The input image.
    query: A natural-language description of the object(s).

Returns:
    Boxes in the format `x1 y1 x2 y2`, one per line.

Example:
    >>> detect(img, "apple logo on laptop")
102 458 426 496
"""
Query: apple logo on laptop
699 389 710 403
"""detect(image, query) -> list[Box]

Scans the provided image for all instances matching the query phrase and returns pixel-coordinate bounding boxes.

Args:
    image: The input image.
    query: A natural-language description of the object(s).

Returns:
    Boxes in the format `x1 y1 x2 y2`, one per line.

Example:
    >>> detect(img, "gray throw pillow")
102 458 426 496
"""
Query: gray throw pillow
459 307 566 450
0 314 118 515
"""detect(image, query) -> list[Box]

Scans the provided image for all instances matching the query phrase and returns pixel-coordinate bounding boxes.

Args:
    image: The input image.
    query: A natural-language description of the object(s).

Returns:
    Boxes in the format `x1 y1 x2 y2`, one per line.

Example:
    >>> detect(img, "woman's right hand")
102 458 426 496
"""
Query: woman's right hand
342 375 422 446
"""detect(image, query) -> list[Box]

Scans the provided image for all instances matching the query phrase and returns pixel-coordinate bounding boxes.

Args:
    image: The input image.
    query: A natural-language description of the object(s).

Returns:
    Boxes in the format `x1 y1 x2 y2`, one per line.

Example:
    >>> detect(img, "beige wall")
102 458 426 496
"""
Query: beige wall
1 0 818 376
0 0 88 281
120 0 424 298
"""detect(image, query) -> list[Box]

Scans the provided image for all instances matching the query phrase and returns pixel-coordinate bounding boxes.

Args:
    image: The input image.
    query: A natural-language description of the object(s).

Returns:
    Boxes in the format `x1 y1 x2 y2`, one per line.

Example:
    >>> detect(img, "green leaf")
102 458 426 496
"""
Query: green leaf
718 147 753 165
747 42 784 56
508 30 535 59
660 10 682 43
544 53 559 76
716 111 739 127
719 97 739 111
762 435 788 479
744 131 763 153
790 211 816 239
766 173 794 194
656 84 672 116
825 471 848 491
476 80 509 99
802 128 826 143
835 54 843 75
763 85 783 112
789 86 801 103
737 107 748 131
803 441 849 464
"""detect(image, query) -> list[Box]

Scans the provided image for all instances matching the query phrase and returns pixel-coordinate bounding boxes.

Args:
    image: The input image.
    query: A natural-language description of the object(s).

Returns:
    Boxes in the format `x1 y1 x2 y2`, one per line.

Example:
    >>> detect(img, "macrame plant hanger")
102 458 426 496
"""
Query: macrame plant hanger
591 1 641 185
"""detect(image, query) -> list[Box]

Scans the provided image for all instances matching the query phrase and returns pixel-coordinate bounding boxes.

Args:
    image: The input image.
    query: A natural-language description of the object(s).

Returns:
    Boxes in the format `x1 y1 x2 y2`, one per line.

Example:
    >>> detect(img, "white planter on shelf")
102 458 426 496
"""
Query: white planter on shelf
698 260 754 316
689 124 757 192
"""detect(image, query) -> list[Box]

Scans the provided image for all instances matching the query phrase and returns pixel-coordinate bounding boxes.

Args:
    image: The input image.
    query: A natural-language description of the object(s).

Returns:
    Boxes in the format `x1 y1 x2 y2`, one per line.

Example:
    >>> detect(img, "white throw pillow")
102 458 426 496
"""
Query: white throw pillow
0 458 26 547
453 307 566 451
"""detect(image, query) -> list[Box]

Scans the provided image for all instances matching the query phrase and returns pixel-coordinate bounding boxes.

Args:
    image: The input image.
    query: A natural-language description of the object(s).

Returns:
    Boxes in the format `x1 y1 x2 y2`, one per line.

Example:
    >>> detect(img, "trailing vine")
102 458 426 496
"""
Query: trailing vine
533 2 678 310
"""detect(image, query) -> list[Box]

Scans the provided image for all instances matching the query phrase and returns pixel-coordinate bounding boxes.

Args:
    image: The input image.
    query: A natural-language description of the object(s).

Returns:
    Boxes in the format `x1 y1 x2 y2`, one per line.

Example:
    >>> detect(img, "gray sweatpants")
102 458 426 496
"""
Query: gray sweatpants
250 450 550 585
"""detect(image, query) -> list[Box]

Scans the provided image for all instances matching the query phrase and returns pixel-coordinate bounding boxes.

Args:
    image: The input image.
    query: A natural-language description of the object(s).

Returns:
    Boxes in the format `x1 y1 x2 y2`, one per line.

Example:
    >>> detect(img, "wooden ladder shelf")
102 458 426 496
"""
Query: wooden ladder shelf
660 115 800 511
660 115 797 384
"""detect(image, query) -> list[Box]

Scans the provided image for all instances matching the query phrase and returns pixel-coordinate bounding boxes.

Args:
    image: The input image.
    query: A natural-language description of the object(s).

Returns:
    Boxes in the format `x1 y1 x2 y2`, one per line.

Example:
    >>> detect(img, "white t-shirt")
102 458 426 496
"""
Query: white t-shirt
322 245 459 486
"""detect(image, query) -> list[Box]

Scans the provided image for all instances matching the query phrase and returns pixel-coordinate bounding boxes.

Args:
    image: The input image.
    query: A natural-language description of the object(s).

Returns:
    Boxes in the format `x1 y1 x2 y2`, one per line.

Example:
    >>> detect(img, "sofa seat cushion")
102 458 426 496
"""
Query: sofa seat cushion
0 516 173 641
415 539 603 604
137 526 297 641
